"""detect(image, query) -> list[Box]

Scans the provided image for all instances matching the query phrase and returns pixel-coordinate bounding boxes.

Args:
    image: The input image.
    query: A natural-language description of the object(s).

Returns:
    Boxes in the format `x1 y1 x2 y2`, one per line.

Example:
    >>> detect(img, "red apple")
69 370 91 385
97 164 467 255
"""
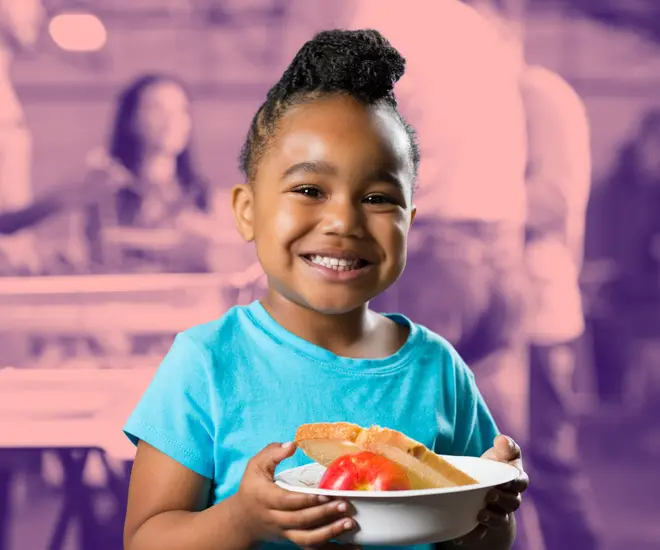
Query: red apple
318 451 411 491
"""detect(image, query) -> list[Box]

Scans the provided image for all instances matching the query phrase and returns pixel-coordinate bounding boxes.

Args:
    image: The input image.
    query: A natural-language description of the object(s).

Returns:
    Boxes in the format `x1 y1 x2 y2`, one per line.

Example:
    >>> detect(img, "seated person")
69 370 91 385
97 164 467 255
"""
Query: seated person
0 72 215 275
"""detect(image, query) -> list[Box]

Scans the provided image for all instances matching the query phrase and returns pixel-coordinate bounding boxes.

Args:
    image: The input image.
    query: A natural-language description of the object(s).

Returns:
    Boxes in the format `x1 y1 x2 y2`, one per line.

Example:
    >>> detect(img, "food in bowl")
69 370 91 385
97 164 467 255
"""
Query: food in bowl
275 454 520 545
295 422 478 490
319 451 412 491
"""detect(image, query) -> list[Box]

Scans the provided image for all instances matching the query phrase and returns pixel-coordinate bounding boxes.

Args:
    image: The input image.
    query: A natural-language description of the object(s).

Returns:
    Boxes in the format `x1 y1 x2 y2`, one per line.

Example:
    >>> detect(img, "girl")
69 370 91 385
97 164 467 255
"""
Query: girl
122 30 528 550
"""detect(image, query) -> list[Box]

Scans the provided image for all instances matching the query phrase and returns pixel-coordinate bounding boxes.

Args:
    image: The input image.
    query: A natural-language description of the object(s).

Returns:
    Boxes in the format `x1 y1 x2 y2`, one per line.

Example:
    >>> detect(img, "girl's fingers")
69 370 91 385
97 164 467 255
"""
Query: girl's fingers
487 488 522 513
499 472 529 494
453 498 517 546
285 516 356 548
265 483 327 511
477 507 511 530
273 499 353 530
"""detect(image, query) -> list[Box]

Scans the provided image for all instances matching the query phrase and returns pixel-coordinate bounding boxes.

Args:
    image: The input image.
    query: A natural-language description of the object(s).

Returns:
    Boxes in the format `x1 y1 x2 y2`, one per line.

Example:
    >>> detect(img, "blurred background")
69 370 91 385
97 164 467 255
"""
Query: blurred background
0 0 658 549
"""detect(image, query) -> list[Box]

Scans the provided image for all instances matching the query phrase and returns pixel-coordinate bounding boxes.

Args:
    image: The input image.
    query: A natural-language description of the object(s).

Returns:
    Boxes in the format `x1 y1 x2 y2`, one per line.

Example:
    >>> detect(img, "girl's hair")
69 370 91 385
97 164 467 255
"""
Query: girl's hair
239 29 420 184
108 73 208 210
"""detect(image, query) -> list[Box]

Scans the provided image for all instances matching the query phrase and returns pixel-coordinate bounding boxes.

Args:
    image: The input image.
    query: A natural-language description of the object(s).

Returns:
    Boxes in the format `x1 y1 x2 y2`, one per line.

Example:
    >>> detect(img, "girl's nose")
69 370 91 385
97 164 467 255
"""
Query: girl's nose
320 199 365 239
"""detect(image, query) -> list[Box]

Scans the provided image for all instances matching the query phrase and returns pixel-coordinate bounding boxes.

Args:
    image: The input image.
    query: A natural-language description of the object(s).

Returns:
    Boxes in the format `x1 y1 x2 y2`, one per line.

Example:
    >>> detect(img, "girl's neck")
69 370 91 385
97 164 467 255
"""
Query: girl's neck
261 292 406 359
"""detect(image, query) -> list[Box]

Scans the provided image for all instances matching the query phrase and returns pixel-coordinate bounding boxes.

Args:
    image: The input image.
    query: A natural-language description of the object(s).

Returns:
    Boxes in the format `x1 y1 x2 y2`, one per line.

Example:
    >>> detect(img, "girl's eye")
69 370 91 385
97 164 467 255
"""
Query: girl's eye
363 194 398 206
292 186 324 199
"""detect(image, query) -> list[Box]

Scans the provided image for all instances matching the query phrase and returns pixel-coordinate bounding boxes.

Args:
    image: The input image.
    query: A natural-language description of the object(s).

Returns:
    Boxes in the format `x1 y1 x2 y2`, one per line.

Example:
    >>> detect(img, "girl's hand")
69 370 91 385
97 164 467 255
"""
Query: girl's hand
235 442 357 548
453 435 529 546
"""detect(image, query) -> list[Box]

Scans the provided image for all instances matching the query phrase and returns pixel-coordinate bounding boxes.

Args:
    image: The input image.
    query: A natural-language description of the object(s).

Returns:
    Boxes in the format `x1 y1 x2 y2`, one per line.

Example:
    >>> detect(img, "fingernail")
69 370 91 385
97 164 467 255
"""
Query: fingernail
336 501 347 512
343 519 353 529
318 495 330 503
479 511 490 522
506 436 515 450
281 441 294 449
488 492 499 503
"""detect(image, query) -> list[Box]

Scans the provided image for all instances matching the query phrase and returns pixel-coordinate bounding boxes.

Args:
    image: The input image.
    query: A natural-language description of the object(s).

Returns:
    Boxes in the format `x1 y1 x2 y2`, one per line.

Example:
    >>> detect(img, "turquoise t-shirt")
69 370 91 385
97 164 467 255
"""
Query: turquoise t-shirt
124 301 499 550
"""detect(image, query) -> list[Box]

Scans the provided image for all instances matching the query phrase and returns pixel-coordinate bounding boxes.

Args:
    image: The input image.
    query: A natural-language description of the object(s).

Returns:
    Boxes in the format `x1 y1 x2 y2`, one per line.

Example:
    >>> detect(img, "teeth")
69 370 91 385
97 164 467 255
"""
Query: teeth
309 255 361 271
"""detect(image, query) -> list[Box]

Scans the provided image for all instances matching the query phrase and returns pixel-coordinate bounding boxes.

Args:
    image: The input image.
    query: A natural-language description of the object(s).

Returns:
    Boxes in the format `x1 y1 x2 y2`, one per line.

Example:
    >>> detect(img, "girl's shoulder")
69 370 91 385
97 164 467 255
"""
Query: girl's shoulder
405 319 468 370
180 303 260 355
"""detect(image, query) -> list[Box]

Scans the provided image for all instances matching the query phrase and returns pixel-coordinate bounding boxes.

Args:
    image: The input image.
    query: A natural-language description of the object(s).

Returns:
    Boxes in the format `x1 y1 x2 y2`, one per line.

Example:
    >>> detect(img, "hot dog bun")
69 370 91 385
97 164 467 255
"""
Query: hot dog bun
294 422 478 490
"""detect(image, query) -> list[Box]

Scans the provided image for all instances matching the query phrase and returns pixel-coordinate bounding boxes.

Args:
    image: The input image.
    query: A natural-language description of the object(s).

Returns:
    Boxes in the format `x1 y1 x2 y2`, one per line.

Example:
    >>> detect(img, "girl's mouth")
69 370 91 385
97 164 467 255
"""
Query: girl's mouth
299 253 374 282
301 254 370 272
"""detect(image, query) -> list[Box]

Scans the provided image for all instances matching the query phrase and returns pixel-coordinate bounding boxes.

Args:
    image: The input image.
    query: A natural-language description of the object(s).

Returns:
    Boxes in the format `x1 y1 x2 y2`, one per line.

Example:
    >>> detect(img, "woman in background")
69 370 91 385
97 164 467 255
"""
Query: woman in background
0 72 215 275
83 72 212 274
3 73 218 364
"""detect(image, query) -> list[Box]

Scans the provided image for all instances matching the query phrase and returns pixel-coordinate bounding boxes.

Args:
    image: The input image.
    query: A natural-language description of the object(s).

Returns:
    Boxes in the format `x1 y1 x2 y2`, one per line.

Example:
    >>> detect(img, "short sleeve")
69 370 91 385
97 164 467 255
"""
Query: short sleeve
123 333 215 479
449 357 500 458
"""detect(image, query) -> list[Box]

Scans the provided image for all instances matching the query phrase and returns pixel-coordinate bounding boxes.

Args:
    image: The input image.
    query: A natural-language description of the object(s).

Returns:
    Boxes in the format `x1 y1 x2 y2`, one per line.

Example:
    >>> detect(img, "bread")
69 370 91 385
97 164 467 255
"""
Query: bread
294 422 364 467
294 422 478 490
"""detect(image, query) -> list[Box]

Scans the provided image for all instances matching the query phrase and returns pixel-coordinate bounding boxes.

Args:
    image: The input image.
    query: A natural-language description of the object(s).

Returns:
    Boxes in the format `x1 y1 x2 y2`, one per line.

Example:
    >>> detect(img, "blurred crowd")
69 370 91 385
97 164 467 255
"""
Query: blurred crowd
0 1 659 550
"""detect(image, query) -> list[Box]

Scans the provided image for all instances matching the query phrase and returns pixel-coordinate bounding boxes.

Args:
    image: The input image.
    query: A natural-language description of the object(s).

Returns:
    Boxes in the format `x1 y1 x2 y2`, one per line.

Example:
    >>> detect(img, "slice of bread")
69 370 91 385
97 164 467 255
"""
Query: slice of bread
357 425 478 488
295 422 478 489
294 422 364 467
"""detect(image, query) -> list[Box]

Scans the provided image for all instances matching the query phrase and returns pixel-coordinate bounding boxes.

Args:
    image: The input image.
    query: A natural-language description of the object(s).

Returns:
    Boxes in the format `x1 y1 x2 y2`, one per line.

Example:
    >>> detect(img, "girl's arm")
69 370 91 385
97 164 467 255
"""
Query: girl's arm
125 441 255 550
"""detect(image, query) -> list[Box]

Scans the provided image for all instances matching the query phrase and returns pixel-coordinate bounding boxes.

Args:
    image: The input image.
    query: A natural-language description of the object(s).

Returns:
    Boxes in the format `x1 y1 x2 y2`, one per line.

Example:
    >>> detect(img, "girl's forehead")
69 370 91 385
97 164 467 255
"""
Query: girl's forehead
269 97 413 174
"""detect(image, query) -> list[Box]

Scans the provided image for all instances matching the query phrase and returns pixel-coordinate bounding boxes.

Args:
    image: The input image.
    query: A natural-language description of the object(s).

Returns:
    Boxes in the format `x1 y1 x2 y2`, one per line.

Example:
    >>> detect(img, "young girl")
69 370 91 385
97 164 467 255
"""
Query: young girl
122 29 528 550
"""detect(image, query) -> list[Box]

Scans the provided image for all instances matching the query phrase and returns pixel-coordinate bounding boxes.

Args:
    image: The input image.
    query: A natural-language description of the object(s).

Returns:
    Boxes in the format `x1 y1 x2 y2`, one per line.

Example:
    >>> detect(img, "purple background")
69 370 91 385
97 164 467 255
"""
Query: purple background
0 1 658 549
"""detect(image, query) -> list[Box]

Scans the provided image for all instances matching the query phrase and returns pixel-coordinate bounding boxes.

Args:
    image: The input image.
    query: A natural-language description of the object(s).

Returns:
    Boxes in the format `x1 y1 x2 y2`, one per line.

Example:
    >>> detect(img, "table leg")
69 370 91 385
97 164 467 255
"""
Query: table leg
99 451 129 508
0 466 12 550
97 452 132 548
48 449 99 550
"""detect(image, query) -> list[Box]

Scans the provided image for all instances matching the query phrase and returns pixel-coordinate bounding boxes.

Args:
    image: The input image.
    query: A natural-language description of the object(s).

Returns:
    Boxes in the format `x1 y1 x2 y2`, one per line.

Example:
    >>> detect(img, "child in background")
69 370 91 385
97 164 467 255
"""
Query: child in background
122 29 528 550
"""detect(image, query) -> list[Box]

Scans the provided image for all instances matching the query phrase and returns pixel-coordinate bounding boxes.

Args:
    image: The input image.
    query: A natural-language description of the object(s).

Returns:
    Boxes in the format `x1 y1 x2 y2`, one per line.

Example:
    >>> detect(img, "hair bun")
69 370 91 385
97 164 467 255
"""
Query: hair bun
278 29 406 103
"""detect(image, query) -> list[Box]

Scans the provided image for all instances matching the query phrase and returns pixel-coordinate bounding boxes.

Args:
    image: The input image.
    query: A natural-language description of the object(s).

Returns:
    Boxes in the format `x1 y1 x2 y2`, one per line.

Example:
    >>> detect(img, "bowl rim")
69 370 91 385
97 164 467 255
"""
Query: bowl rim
275 455 520 498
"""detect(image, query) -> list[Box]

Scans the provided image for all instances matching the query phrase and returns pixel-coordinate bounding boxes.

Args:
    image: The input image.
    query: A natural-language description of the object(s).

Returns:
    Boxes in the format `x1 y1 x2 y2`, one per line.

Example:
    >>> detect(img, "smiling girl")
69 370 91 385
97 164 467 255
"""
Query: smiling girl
122 29 528 550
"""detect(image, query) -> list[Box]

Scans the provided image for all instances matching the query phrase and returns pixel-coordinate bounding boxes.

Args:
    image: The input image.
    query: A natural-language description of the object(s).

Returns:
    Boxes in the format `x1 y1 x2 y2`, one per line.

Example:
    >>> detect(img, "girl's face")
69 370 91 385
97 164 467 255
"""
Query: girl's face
233 95 416 315
134 80 192 157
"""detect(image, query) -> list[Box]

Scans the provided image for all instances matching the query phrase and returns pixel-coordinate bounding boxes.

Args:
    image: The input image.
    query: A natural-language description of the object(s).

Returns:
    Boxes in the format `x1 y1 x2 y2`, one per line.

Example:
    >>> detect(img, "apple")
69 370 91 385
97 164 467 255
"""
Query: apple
318 451 411 491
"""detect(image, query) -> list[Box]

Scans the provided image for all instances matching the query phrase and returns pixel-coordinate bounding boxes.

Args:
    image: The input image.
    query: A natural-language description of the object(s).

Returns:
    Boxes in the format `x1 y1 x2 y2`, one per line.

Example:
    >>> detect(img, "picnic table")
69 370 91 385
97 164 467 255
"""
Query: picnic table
0 367 152 550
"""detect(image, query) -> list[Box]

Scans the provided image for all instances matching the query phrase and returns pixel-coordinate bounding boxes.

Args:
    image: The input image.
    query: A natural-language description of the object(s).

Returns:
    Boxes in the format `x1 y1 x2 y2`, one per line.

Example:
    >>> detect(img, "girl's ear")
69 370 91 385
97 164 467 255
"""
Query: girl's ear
231 184 255 242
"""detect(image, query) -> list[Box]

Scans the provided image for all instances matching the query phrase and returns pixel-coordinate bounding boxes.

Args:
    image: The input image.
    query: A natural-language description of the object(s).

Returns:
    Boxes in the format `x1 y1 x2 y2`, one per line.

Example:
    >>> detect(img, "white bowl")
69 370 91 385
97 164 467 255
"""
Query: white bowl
275 455 519 546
